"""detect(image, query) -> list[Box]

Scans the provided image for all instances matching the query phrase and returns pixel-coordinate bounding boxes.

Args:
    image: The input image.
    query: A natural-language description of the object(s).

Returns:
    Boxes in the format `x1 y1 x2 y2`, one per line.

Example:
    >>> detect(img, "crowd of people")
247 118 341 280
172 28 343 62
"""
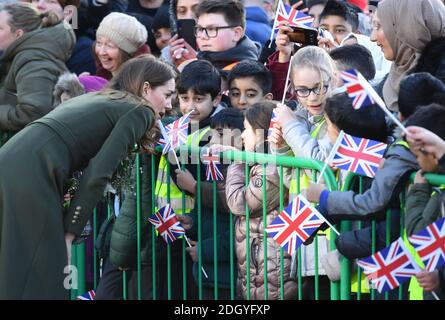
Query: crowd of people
0 0 445 300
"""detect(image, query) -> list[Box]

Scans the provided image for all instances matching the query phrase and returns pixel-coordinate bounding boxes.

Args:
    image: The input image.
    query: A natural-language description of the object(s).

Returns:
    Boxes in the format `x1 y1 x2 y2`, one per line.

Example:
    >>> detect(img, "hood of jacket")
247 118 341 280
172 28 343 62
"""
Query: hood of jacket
245 6 270 25
1 21 76 64
197 36 260 70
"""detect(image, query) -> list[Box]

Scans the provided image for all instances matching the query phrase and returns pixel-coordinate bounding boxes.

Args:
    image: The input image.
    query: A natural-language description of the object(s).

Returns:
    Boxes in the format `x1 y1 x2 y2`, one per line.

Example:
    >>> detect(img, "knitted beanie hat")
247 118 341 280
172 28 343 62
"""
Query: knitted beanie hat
96 12 148 55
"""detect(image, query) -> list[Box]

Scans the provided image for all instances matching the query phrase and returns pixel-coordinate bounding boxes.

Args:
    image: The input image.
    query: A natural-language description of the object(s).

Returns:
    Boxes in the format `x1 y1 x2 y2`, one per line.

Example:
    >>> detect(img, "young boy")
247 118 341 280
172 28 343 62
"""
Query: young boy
178 107 244 299
329 44 376 81
227 59 273 111
194 0 259 70
318 0 390 84
404 104 445 300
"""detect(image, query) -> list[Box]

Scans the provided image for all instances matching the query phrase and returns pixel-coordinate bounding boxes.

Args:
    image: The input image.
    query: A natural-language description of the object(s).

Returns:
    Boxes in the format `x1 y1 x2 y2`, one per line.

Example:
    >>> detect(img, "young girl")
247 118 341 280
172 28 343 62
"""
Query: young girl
223 101 298 300
269 45 338 299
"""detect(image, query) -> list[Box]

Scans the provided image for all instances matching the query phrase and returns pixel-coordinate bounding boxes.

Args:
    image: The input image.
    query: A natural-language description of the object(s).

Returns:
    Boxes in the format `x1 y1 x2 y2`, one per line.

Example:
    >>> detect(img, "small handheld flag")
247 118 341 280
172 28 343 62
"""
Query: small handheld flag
201 149 224 181
357 238 421 293
331 132 387 178
341 69 375 109
76 290 96 300
409 217 445 272
266 194 326 255
148 204 185 244
268 110 278 138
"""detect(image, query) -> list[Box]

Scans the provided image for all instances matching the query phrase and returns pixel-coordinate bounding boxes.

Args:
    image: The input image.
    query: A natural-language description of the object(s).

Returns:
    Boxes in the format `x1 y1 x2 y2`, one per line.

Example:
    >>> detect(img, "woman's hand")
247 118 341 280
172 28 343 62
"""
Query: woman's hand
406 126 445 160
274 103 297 129
175 168 197 194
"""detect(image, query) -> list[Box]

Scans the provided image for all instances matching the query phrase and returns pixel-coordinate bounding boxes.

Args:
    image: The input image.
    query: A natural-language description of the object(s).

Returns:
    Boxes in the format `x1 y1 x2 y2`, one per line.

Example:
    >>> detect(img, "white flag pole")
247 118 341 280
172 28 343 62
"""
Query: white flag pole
268 0 281 47
357 72 408 135
281 55 294 104
184 234 209 279
300 194 340 236
316 130 345 184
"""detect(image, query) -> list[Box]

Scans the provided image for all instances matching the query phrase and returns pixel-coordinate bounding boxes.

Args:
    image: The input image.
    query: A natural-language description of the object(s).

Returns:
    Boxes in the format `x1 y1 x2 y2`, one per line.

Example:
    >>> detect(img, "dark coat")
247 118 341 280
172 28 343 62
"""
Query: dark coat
0 93 155 299
0 22 75 132
411 37 445 84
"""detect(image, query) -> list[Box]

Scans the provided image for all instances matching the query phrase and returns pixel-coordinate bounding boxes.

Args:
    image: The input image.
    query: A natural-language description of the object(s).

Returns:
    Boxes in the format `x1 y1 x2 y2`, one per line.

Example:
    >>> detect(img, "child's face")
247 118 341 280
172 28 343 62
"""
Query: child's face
196 13 243 52
293 67 329 116
411 146 439 173
319 15 353 45
229 77 271 111
154 27 172 50
176 0 200 20
210 126 242 149
178 89 218 123
241 118 260 152
325 115 340 144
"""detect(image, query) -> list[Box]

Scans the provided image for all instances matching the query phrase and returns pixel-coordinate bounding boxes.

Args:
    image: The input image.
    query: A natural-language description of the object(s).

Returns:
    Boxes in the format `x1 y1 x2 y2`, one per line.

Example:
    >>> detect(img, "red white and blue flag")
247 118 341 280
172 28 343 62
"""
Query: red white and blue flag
331 133 387 178
265 195 325 256
268 110 278 138
148 204 185 244
76 290 95 300
357 238 421 293
201 149 224 181
409 217 445 272
273 1 314 34
341 69 375 109
158 113 190 154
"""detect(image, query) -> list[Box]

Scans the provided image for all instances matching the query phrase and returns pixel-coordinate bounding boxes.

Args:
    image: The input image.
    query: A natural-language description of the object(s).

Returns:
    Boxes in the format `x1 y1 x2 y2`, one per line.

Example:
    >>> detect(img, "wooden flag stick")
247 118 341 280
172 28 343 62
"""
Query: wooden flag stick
184 234 209 279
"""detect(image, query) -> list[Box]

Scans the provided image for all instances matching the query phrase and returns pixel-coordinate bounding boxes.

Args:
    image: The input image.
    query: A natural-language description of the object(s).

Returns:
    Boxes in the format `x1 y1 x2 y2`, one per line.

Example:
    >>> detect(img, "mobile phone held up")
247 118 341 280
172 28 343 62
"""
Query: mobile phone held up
286 25 318 46
177 19 197 51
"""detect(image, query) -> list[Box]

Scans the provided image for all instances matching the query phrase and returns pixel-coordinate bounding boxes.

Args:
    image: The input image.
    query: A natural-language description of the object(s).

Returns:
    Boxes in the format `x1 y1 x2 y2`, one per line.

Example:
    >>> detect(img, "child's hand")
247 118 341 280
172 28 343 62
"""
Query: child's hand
275 25 294 63
177 214 193 230
169 34 197 67
275 103 296 129
416 270 440 292
185 239 198 262
269 125 287 150
317 36 338 52
414 170 427 184
175 168 197 194
305 182 326 203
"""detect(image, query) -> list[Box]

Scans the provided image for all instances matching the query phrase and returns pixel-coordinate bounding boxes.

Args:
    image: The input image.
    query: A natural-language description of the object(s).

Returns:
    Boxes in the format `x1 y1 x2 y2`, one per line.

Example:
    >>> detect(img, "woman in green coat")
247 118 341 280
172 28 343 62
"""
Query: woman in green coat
0 3 75 134
0 54 176 300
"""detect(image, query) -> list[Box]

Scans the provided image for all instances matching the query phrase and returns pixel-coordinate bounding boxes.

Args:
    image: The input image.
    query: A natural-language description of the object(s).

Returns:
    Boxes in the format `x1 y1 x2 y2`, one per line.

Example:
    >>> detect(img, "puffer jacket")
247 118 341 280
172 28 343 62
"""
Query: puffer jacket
226 162 297 300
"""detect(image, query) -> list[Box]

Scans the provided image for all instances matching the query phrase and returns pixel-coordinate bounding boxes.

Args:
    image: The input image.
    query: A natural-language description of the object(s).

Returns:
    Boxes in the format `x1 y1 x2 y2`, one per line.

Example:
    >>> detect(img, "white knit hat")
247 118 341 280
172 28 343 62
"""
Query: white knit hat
96 12 148 55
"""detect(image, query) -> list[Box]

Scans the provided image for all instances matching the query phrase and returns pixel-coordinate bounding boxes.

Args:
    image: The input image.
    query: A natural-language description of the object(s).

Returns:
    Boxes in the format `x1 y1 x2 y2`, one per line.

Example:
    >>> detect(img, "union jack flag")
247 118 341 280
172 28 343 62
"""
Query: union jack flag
265 195 325 256
331 133 387 178
357 238 421 293
341 69 375 109
273 1 314 33
409 217 445 272
148 204 185 244
201 149 224 181
268 110 278 138
76 290 95 300
158 113 190 154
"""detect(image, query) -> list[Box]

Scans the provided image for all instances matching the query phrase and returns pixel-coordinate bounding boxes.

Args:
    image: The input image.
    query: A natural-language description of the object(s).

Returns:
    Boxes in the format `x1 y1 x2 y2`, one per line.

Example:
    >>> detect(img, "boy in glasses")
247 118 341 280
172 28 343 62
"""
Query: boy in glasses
194 0 259 70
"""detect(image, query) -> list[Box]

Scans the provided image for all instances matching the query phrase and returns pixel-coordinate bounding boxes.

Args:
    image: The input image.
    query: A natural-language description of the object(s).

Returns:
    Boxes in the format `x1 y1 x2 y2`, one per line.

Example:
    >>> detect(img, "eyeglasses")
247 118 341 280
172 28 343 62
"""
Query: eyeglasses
194 25 239 38
294 85 329 97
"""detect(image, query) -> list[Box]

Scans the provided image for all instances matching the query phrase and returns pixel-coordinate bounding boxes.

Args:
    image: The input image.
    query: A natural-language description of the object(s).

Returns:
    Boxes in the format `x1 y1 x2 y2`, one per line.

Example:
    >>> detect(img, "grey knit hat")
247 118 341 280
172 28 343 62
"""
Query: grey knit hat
96 12 148 55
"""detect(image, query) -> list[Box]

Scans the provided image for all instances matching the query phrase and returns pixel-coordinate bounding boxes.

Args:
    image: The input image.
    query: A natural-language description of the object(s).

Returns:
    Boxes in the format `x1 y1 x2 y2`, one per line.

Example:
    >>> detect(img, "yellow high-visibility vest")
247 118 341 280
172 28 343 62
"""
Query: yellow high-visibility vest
154 127 211 214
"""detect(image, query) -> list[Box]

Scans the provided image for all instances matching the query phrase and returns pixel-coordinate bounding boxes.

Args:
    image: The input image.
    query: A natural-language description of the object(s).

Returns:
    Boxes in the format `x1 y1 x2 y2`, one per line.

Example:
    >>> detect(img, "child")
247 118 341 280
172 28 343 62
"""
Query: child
224 101 298 300
318 0 390 84
178 107 245 299
227 59 273 111
404 104 445 300
329 44 376 81
152 4 172 52
194 0 259 69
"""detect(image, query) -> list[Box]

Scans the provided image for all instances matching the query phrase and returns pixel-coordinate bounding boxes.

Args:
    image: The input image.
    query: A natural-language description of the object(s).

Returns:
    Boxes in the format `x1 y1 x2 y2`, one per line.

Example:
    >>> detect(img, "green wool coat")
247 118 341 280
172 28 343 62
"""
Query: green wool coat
0 21 75 132
0 93 155 300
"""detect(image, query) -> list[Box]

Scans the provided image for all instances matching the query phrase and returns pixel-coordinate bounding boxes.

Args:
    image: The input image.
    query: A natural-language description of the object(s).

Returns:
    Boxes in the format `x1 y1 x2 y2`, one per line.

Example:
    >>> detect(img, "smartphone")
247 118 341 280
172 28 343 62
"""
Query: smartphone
286 25 318 46
177 19 197 51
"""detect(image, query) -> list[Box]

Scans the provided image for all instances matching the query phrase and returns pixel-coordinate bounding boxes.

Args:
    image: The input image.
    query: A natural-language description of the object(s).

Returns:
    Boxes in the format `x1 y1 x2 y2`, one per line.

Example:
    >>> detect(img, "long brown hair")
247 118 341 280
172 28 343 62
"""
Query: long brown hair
1 3 60 33
245 101 276 153
101 54 177 152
